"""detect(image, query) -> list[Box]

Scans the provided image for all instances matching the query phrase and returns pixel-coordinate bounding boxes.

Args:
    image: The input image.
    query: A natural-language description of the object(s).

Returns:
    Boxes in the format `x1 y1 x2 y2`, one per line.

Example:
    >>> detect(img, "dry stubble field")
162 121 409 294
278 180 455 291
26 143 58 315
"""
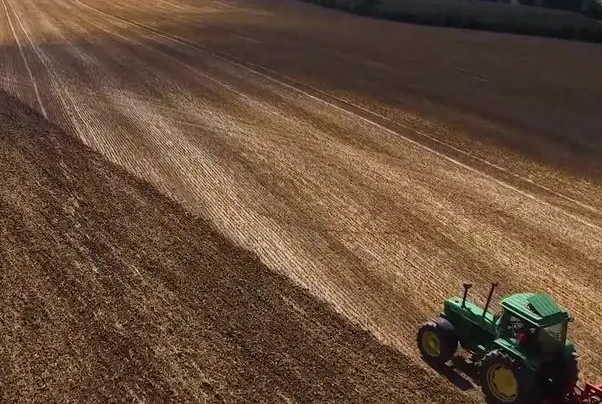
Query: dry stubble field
0 0 601 402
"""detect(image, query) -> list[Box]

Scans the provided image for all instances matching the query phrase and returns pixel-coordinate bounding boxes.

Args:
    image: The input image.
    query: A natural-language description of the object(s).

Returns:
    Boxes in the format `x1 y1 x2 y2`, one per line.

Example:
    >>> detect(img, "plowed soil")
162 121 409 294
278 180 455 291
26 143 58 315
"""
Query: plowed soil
1 0 601 402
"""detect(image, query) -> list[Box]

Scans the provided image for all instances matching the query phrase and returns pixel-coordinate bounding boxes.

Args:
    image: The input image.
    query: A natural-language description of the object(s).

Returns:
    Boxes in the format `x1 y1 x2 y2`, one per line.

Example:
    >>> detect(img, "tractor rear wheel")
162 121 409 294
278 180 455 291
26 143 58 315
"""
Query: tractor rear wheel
561 350 580 394
541 350 580 400
416 317 458 366
480 350 541 404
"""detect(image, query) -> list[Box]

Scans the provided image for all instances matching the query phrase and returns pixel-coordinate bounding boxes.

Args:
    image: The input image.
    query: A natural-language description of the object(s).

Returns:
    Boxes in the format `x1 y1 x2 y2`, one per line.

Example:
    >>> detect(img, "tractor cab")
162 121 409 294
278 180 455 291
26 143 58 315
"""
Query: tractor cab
496 293 573 364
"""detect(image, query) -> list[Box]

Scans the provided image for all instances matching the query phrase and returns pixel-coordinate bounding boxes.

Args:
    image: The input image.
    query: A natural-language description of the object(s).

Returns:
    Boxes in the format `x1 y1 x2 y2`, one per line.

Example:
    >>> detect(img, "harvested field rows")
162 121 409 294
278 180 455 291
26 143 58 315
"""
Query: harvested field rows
1 0 601 402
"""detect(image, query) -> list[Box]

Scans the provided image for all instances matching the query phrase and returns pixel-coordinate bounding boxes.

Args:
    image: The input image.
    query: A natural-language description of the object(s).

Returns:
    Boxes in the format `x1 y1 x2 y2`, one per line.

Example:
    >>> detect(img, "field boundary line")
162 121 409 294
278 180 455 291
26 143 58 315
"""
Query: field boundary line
1 0 47 119
74 0 602 232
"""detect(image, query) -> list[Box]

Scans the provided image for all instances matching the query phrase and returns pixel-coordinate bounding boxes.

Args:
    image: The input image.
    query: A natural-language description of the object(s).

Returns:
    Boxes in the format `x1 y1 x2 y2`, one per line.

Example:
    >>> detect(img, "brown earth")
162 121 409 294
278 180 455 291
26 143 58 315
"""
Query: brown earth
0 0 601 402
0 90 467 403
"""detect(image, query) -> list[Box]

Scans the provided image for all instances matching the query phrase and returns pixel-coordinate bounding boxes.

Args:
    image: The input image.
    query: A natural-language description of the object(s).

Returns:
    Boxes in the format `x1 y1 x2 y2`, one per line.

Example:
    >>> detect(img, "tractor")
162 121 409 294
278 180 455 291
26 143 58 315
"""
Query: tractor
417 282 602 404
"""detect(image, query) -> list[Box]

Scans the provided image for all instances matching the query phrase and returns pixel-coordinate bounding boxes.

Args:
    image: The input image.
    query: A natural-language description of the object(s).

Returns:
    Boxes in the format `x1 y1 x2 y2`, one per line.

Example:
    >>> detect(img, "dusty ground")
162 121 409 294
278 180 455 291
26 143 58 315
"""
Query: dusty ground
0 0 601 402
0 90 468 403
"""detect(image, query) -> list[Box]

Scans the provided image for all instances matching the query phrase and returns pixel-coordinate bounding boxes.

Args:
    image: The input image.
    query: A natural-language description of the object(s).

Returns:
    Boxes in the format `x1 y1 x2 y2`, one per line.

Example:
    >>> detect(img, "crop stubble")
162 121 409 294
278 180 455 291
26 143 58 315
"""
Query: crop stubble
1 0 601 401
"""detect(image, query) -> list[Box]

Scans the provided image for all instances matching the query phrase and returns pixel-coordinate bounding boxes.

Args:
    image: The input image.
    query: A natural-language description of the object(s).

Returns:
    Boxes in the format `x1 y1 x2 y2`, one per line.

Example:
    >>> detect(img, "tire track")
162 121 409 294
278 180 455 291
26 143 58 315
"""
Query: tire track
9 0 138 165
4 0 82 131
0 0 47 118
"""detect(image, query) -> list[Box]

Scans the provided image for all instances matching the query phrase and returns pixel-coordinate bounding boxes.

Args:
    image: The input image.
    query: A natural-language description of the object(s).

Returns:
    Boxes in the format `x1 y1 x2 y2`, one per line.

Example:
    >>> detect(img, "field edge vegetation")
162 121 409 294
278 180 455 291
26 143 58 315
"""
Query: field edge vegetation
298 0 602 42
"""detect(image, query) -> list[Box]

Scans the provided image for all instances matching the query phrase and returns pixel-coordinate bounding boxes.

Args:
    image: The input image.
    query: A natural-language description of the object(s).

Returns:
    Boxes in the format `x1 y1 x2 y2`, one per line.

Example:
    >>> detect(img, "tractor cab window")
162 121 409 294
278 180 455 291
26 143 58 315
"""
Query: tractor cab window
499 311 528 339
499 312 539 350
537 322 567 354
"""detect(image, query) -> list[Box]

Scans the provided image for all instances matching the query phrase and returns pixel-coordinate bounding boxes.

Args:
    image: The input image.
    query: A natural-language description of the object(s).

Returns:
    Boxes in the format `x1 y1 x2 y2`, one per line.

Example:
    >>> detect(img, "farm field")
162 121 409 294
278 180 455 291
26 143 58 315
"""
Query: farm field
1 0 601 402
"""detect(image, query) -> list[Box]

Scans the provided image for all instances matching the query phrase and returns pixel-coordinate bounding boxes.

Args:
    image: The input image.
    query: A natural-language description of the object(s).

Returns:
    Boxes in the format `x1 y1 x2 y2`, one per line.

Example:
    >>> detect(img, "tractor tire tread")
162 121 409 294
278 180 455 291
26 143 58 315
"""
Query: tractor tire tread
416 317 458 366
480 349 541 404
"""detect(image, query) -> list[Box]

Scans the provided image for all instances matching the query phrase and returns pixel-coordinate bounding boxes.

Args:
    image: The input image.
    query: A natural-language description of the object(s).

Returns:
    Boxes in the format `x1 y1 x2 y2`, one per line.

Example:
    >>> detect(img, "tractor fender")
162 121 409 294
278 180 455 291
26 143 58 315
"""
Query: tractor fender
492 338 540 371
434 316 456 332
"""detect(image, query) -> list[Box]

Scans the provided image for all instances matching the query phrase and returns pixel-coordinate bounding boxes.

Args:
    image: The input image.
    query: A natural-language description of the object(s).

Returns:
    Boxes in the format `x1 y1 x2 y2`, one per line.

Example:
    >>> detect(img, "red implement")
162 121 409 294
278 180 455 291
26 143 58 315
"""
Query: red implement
542 383 602 404
578 382 602 404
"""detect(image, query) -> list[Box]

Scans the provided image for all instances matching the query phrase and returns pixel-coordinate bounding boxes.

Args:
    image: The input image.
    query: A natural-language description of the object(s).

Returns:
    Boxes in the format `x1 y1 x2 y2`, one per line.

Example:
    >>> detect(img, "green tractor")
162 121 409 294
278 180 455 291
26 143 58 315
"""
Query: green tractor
417 282 580 404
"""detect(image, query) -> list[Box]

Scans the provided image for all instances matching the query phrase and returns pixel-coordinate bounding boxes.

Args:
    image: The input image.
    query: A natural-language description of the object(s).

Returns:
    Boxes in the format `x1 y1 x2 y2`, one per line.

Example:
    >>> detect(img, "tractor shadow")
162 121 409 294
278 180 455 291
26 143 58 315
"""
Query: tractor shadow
430 356 481 392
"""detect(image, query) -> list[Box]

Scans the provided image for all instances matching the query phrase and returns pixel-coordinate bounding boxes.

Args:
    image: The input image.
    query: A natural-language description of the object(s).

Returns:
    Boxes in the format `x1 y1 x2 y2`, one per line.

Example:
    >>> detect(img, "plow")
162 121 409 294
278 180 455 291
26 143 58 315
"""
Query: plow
417 282 602 404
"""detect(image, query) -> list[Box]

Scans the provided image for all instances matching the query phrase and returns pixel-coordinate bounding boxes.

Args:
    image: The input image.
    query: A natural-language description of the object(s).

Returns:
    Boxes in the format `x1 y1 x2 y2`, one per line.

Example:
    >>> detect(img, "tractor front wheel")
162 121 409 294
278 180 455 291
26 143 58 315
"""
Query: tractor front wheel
416 317 458 366
480 350 541 404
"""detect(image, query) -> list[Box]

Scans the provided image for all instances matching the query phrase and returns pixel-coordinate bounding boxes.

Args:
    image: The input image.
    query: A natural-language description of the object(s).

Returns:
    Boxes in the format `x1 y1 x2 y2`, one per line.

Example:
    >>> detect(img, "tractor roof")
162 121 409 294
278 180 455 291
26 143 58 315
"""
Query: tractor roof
500 293 571 327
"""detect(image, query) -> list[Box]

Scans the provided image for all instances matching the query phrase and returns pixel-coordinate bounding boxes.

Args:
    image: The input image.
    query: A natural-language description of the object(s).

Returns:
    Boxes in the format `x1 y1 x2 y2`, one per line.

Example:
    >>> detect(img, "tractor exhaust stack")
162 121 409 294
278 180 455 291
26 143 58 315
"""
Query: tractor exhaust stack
461 283 472 308
482 282 499 318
